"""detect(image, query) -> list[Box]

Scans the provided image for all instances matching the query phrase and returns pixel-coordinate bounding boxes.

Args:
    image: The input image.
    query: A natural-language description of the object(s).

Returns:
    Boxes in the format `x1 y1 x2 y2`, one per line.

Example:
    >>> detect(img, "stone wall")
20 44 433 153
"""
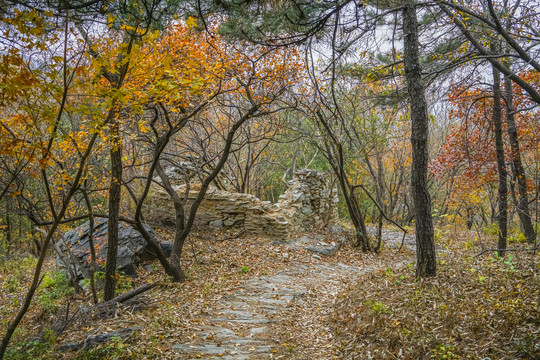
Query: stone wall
274 169 339 235
147 169 338 239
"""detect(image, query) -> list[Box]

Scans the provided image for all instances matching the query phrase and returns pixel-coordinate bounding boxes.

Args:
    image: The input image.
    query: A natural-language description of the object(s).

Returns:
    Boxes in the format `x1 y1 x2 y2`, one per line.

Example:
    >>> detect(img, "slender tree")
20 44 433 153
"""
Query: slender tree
492 65 509 255
403 0 436 277
504 74 536 244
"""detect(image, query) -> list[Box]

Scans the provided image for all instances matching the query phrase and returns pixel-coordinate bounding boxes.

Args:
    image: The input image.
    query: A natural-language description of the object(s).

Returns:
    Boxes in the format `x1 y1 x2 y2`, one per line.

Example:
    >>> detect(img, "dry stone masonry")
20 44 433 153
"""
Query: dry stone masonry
148 169 339 239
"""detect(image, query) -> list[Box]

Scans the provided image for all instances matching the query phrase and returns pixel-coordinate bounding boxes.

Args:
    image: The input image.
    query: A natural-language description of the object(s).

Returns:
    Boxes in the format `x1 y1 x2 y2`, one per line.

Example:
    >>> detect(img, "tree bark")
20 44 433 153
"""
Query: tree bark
82 189 99 304
104 119 122 301
492 66 508 256
504 76 536 244
4 197 12 254
155 161 186 281
403 0 436 277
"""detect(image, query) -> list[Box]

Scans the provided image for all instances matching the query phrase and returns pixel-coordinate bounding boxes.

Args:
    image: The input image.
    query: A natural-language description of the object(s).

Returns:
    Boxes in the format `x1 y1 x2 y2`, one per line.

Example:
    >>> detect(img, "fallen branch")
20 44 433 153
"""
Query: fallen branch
475 245 539 257
90 282 157 315
59 326 142 352
50 282 158 338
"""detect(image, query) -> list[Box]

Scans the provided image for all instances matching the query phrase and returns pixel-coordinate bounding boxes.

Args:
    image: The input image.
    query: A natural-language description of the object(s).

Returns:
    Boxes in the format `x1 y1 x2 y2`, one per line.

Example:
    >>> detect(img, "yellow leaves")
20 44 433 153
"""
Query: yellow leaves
120 24 147 35
186 16 198 28
138 121 150 133
107 14 116 28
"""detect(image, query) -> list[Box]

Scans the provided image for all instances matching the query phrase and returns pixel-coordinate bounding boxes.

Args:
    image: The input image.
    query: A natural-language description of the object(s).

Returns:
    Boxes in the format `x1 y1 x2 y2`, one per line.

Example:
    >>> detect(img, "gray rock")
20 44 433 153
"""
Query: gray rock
248 327 268 336
301 205 312 215
172 344 227 354
55 218 172 280
305 241 341 256
201 327 237 338
209 220 223 227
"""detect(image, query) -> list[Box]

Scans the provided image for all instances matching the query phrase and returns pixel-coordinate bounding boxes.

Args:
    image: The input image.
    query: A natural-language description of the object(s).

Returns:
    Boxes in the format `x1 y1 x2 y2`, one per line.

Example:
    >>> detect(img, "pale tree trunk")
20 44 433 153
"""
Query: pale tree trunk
402 0 436 277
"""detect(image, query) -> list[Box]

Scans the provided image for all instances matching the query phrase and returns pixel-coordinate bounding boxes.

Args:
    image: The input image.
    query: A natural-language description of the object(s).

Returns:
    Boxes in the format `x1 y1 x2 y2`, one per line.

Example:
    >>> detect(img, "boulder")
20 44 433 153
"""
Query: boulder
55 218 172 279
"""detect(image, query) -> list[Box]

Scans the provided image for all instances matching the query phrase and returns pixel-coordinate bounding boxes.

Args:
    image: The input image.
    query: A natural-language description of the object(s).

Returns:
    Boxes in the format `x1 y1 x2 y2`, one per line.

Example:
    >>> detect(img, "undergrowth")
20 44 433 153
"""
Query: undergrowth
331 250 540 359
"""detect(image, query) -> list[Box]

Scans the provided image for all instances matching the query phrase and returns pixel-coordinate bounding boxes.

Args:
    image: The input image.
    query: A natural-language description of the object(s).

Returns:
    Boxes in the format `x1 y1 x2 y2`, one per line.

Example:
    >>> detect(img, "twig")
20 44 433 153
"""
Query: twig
51 283 158 339
398 232 408 252
217 230 246 242
354 184 409 252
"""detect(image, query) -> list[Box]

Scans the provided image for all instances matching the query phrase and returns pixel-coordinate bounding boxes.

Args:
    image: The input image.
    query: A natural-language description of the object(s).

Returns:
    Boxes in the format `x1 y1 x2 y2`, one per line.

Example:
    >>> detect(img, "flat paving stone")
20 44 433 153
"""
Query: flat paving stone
216 309 260 317
248 327 268 336
210 317 274 324
172 344 229 354
200 328 237 338
171 230 412 359
232 295 291 305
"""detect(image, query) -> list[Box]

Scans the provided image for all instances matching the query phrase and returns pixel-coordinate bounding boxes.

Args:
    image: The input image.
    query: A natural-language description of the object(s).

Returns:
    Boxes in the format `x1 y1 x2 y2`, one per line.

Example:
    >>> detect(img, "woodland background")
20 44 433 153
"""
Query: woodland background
0 0 538 359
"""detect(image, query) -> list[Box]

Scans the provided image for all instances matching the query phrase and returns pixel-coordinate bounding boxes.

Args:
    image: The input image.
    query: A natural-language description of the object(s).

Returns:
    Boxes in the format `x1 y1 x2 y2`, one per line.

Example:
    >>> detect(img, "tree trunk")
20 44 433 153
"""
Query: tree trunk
155 162 186 281
492 66 508 256
169 107 262 266
315 109 370 251
104 120 122 301
82 189 99 304
403 0 436 277
347 184 370 251
288 147 298 181
504 75 536 244
4 197 11 254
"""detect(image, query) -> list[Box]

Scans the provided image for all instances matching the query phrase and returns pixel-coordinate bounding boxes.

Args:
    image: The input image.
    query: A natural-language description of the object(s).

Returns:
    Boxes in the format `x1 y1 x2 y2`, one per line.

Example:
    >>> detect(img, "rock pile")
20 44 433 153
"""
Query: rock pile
275 169 339 235
147 169 339 239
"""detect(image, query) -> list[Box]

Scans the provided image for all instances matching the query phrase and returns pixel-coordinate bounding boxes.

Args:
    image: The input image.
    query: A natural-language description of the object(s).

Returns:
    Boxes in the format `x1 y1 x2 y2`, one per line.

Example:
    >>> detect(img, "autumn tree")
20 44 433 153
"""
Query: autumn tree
434 0 539 247
73 1 177 300
192 0 442 274
0 6 110 357
95 20 304 281
0 0 184 354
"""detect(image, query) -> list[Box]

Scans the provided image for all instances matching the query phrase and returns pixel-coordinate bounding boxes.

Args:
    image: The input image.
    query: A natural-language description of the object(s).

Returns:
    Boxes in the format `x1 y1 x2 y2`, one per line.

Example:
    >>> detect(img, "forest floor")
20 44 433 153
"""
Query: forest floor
0 225 538 359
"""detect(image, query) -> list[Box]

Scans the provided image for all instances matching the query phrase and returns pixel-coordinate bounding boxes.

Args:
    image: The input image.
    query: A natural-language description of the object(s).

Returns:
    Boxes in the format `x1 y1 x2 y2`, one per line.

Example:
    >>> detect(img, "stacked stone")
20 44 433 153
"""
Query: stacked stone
147 169 338 239
277 170 339 234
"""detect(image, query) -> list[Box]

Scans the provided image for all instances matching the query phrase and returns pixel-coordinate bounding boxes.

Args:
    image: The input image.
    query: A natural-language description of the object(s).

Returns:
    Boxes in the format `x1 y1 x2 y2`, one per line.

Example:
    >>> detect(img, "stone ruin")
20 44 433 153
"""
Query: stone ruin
148 169 339 239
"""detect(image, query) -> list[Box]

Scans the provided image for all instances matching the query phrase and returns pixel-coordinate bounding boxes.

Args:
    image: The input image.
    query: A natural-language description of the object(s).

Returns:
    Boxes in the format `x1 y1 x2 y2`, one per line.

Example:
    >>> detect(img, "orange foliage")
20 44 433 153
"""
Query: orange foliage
431 73 539 207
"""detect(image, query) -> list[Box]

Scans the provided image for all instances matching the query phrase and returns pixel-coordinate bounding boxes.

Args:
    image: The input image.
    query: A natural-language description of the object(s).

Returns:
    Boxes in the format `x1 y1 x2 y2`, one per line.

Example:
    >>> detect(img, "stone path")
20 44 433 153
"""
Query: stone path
171 229 415 359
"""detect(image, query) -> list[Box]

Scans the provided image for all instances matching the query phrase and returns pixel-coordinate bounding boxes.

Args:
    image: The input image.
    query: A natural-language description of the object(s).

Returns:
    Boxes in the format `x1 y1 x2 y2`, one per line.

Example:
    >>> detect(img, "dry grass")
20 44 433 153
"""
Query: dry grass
330 230 540 359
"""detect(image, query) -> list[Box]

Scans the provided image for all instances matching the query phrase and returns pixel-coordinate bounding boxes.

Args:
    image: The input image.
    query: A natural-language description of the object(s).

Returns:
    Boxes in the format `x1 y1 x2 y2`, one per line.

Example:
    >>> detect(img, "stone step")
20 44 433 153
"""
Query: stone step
172 343 273 359
210 317 274 324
